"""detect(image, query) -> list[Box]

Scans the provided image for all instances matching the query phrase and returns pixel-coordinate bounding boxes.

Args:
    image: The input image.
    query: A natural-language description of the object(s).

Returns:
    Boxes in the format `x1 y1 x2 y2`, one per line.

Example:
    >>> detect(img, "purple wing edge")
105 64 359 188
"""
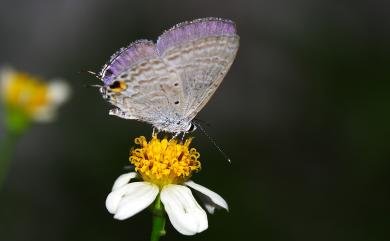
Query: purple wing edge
156 17 237 54
100 40 157 85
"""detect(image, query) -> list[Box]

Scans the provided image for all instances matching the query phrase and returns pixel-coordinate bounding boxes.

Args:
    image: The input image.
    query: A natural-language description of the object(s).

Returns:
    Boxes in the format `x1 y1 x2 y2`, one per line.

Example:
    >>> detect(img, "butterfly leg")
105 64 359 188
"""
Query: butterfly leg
152 127 157 137
171 132 180 141
123 164 135 172
181 132 187 142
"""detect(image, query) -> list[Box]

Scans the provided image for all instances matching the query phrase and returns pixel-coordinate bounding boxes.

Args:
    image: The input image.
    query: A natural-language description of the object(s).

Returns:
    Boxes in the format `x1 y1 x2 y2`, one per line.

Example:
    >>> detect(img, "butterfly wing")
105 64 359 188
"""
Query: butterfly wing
100 40 184 125
157 18 239 121
100 18 239 132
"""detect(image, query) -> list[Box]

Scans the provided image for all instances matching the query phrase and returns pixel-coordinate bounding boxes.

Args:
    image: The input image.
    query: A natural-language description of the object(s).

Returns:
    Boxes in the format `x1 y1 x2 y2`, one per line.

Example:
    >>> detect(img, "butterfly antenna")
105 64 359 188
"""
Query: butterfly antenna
86 70 97 76
84 84 102 88
194 118 212 127
78 69 101 79
78 69 103 88
194 121 231 163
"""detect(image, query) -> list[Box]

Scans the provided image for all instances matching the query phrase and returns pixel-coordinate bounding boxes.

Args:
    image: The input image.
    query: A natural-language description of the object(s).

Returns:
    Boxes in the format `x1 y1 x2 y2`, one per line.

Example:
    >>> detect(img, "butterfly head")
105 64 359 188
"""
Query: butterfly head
100 65 114 85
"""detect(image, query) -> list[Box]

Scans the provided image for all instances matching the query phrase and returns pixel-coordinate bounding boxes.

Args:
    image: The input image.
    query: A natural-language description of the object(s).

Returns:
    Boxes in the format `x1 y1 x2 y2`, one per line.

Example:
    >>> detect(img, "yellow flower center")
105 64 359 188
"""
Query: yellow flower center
130 135 201 188
3 72 49 116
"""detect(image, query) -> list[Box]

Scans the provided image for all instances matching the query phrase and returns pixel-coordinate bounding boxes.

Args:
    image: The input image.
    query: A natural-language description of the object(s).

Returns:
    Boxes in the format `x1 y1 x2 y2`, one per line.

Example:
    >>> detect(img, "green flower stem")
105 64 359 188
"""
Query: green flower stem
150 194 166 241
0 130 21 188
0 107 29 188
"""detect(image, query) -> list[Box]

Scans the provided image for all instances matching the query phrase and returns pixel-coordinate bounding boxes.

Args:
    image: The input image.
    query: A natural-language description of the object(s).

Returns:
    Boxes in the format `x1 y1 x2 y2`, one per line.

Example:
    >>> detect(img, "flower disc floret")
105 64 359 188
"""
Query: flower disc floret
130 135 201 187
2 72 49 116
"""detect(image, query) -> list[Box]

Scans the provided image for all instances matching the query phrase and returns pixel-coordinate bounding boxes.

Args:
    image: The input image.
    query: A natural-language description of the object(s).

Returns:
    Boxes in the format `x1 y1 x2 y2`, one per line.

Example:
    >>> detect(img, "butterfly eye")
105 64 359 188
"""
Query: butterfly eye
188 123 197 132
109 80 127 92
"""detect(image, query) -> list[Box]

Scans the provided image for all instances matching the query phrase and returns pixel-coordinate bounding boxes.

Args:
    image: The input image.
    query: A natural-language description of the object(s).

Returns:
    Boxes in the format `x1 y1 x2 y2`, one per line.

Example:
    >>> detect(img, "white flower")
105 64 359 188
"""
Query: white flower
106 172 228 235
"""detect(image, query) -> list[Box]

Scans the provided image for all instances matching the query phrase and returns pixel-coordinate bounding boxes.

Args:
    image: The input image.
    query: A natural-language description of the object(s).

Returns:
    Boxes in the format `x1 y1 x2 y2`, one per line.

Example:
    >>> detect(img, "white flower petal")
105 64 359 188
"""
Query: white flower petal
48 80 71 105
113 182 159 220
106 183 132 214
161 184 208 235
106 181 157 215
112 172 137 191
185 180 228 212
32 80 70 122
204 203 216 214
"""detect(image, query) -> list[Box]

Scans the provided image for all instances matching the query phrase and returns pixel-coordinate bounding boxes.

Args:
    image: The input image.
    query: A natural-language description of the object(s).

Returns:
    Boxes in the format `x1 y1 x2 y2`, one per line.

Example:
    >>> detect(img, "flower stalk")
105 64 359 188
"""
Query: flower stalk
0 106 31 188
0 128 22 188
150 194 166 241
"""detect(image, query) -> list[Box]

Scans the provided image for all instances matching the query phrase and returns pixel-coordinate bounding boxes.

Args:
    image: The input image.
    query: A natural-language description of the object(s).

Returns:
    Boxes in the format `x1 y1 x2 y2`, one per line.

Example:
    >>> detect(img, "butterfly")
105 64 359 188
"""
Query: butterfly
97 18 239 135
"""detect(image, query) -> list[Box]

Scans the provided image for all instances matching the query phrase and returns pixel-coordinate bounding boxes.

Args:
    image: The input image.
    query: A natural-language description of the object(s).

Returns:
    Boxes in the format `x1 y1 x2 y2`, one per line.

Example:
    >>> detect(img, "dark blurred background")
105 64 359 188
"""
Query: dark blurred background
0 0 389 240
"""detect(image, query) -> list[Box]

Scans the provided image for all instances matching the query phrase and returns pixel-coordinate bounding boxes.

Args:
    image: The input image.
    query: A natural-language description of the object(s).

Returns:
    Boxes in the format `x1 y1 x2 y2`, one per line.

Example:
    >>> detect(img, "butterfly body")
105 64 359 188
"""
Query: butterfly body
98 18 239 133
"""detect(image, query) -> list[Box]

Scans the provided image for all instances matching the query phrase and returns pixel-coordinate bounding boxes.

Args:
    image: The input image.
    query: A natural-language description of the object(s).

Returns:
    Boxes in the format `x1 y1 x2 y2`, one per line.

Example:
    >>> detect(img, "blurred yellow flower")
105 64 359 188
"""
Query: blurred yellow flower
106 135 228 236
0 67 70 123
